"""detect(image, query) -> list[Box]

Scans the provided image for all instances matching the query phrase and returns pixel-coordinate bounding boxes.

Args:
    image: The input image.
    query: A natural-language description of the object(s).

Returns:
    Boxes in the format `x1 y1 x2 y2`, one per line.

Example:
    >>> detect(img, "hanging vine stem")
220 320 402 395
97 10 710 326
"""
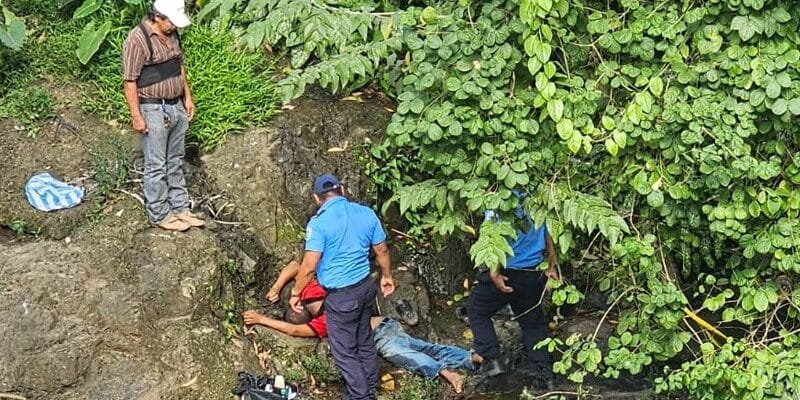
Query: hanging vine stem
593 286 636 341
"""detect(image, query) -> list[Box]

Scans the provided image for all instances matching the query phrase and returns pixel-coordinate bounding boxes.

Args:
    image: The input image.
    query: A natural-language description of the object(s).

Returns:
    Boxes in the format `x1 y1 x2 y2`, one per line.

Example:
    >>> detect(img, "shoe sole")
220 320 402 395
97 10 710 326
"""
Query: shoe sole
177 217 205 228
158 224 190 232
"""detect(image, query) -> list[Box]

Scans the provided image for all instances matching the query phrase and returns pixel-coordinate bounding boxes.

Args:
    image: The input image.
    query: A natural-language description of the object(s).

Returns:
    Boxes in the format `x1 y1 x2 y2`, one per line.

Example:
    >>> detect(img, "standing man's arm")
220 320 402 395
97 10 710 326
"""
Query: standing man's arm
369 210 394 297
290 251 321 313
544 232 560 281
373 241 394 297
123 82 147 133
180 65 195 121
122 36 147 134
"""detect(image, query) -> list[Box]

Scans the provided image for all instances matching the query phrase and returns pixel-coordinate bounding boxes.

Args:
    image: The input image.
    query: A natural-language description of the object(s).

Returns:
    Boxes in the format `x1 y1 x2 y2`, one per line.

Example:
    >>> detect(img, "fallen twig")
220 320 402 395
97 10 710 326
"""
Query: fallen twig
390 228 415 240
530 391 601 399
213 219 248 226
179 376 198 387
683 307 728 341
115 188 145 206
0 393 27 400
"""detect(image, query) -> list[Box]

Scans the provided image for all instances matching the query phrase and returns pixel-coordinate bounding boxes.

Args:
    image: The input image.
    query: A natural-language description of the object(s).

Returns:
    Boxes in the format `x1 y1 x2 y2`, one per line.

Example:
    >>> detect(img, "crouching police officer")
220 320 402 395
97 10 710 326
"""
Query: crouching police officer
291 174 395 400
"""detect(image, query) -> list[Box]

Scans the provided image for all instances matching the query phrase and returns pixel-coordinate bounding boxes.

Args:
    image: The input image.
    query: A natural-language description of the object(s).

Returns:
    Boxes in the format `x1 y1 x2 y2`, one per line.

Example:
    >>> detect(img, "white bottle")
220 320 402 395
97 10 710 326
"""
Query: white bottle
273 375 285 390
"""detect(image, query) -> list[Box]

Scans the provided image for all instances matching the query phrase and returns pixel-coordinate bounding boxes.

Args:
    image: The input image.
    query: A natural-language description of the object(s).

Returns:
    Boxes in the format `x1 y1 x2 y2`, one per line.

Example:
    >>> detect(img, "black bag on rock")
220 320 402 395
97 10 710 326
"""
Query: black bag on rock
231 371 298 400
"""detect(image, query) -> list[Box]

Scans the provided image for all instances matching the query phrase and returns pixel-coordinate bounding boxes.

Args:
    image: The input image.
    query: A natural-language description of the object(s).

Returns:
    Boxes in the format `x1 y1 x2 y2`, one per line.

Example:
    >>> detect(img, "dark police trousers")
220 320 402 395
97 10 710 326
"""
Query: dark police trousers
466 268 552 367
324 277 378 400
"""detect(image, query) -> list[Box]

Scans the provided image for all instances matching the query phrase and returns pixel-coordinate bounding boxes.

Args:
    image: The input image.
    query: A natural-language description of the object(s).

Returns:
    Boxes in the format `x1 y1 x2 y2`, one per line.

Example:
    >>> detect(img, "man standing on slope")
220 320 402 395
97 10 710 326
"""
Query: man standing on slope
467 197 560 390
291 174 395 400
122 0 204 232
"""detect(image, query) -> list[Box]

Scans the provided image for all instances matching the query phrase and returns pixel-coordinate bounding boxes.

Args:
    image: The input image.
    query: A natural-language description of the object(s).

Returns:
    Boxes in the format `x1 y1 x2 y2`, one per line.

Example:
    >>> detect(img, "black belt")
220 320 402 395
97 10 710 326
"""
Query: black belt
323 275 371 293
480 265 540 274
139 97 182 105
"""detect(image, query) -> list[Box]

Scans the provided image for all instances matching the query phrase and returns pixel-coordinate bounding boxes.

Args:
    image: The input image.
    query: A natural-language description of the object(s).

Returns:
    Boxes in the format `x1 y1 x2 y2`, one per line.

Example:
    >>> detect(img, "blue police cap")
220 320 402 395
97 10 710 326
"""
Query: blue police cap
313 174 341 195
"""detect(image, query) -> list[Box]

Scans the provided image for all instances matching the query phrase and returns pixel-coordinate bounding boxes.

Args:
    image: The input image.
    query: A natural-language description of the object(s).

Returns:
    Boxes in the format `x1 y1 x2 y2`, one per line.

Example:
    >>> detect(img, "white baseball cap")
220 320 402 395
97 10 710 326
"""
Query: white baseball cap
153 0 191 28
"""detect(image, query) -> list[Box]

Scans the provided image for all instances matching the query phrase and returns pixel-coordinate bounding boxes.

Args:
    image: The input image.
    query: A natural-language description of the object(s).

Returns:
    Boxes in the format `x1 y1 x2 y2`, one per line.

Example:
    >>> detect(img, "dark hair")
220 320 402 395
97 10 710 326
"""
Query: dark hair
284 308 311 324
320 188 341 199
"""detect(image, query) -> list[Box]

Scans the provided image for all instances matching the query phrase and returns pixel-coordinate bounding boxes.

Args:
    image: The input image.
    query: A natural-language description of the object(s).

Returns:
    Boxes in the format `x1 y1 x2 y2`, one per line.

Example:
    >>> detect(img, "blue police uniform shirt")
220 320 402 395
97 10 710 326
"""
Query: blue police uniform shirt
485 207 547 270
305 196 387 289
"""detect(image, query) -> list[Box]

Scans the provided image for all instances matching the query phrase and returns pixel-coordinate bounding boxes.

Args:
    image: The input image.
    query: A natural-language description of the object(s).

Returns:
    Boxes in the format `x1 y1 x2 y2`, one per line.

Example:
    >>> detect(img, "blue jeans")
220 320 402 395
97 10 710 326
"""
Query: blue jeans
373 318 474 379
140 102 189 224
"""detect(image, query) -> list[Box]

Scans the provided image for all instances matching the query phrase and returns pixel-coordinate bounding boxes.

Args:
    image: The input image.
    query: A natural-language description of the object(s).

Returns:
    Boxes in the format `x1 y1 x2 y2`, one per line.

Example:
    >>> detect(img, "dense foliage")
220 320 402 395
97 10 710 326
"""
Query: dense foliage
197 0 800 397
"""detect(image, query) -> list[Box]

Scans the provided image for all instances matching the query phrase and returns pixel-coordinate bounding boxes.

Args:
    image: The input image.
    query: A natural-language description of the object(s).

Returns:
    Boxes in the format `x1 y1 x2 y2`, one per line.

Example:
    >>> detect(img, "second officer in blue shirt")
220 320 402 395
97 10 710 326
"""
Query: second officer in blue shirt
467 199 560 390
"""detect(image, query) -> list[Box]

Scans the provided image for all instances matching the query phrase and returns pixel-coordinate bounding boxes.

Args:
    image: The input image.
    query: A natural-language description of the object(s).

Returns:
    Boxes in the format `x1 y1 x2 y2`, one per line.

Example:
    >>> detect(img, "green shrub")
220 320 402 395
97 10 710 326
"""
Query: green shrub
0 81 54 135
182 25 277 151
4 0 69 19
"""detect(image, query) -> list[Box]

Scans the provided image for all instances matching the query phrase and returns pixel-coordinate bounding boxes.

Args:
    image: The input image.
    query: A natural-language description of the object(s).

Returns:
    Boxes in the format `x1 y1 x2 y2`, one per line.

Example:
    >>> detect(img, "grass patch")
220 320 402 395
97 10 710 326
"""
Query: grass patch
84 24 278 152
378 373 440 400
0 82 54 135
86 134 132 224
79 28 129 122
9 217 43 238
183 25 278 150
1 17 83 88
0 19 81 135
301 348 341 383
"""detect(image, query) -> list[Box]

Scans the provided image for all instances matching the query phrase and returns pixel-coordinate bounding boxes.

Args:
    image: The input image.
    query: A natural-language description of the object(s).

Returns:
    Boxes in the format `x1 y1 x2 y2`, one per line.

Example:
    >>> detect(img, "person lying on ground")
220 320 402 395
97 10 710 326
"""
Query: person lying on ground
242 262 482 393
244 260 328 338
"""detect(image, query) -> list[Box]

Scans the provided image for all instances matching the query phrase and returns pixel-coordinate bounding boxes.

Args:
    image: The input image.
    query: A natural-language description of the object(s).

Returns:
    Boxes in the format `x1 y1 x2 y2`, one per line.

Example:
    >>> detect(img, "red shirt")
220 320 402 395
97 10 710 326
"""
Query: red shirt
300 279 327 337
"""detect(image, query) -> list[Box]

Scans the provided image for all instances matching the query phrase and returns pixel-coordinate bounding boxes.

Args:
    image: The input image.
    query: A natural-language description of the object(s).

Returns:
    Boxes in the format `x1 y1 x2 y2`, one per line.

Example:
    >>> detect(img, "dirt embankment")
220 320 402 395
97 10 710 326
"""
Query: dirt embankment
0 86 446 400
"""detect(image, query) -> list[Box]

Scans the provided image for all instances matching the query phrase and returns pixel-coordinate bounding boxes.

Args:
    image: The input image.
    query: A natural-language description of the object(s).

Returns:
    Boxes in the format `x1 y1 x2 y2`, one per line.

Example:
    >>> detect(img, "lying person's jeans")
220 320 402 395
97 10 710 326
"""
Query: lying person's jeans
373 317 474 379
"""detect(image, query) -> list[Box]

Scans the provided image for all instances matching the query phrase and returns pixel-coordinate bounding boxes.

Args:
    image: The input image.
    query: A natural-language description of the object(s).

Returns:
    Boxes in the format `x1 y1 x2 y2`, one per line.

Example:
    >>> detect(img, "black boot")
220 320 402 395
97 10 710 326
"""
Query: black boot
528 364 555 390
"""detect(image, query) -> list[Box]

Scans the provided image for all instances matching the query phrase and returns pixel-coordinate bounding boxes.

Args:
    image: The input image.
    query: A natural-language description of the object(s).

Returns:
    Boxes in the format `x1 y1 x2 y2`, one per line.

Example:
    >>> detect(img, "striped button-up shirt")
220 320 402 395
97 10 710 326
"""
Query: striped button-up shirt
122 21 185 100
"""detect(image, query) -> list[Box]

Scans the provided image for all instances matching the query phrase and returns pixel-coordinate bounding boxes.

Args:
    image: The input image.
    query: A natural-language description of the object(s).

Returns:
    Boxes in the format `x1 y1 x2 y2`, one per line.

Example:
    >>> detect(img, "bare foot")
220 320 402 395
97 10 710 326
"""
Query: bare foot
439 369 465 394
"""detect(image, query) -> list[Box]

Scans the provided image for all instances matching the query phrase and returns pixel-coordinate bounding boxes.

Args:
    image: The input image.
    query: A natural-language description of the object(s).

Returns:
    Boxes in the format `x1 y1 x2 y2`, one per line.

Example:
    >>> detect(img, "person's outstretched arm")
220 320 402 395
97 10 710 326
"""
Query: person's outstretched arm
267 260 301 303
242 310 317 338
290 251 322 313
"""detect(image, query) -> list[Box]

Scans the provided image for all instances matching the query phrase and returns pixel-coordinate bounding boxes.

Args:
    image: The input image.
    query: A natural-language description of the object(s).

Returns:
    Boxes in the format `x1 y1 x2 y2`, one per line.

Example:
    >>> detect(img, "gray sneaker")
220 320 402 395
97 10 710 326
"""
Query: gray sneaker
478 358 507 377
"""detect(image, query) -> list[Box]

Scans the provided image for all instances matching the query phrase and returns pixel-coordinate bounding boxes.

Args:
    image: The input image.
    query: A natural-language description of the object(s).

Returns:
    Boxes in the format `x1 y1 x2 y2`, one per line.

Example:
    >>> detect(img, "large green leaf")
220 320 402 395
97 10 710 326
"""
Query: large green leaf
0 7 26 50
76 20 112 65
72 0 102 19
